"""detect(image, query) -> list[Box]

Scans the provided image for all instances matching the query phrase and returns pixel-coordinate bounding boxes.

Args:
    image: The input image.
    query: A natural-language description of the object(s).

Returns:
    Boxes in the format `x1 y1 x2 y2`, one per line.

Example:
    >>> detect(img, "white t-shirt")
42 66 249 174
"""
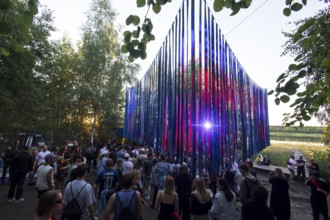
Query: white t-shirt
36 165 54 190
36 150 51 165
63 179 96 220
122 160 133 175
287 158 297 170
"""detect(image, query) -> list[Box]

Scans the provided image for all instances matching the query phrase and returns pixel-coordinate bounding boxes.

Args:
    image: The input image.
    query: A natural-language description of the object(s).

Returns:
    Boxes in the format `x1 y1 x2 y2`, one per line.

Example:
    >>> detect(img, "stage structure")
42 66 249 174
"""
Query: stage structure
124 0 270 177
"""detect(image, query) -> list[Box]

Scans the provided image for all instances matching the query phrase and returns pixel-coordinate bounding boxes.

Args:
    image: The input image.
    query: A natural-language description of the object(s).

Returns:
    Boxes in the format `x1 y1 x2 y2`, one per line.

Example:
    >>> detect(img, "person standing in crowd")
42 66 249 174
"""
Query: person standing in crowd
155 175 179 220
114 158 123 190
97 150 109 175
305 171 330 220
175 164 192 220
36 153 57 198
269 168 290 220
63 163 96 220
1 145 15 184
54 146 70 191
104 173 142 220
95 158 118 200
34 190 63 220
84 144 94 173
238 163 260 203
154 154 171 191
34 145 51 169
142 151 153 201
209 178 236 220
223 169 238 197
241 185 275 220
307 159 320 177
296 155 306 182
287 155 297 180
122 152 133 175
7 145 33 203
190 177 212 220
64 153 83 185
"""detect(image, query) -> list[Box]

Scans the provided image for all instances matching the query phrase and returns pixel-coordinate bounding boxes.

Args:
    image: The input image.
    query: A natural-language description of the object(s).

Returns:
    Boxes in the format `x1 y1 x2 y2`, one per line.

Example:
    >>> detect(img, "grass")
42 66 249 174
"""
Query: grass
255 141 330 178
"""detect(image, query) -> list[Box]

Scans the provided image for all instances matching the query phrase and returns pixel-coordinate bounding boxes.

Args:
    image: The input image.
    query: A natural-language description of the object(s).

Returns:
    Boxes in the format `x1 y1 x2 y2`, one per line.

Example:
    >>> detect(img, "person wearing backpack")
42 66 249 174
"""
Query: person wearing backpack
62 163 96 220
103 173 142 220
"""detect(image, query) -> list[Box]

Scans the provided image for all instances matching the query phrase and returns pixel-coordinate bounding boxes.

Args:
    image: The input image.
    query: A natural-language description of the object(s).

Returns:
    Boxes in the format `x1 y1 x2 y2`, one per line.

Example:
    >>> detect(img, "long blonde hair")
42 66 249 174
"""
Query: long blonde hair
164 175 175 195
194 177 209 203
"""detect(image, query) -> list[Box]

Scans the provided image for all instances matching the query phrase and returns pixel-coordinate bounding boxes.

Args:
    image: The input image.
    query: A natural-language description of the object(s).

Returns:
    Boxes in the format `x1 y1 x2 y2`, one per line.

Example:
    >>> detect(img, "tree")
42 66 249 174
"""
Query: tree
0 0 39 56
0 3 56 133
77 0 139 143
268 6 330 128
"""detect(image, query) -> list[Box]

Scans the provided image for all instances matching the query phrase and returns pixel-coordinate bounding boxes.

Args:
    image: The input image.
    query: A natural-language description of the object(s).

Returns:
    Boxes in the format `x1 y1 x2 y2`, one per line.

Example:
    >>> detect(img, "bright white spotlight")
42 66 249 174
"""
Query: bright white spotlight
204 122 212 129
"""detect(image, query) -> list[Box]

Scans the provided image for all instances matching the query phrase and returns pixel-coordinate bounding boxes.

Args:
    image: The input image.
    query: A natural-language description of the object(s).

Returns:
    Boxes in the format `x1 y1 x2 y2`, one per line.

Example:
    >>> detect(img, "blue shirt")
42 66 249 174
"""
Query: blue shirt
96 168 118 199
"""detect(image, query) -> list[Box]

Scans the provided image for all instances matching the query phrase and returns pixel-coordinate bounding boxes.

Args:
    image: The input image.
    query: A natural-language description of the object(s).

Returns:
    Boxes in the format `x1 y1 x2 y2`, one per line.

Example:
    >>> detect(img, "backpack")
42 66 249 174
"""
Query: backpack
61 183 87 220
117 191 136 220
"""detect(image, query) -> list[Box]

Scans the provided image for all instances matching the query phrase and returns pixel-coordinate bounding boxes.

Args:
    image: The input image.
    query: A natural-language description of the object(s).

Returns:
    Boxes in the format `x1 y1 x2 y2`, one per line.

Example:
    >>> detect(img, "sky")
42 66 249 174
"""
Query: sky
40 0 328 126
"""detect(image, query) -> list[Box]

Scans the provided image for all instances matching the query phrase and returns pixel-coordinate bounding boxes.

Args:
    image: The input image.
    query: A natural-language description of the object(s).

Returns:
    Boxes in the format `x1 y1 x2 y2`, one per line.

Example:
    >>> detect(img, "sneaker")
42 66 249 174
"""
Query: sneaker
14 198 24 203
7 198 16 203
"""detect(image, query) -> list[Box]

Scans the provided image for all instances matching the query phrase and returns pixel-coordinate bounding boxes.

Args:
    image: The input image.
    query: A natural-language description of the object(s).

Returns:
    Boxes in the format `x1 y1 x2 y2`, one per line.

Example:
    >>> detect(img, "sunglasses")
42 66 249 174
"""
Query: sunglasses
54 199 62 204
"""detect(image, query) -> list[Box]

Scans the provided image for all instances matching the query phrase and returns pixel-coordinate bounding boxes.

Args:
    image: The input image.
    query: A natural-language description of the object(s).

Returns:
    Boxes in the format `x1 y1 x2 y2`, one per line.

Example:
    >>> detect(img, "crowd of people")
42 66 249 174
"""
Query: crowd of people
1 140 329 220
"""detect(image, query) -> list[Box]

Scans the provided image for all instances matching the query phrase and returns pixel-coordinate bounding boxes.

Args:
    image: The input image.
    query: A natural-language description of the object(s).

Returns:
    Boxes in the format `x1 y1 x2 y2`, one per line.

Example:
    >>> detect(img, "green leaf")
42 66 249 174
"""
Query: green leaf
1 47 10 56
127 43 135 52
297 70 306 78
276 73 286 83
291 2 303 12
138 42 146 50
128 55 134 62
302 0 307 5
124 31 132 43
283 8 291 16
275 98 280 105
137 0 146 7
132 30 139 38
18 24 29 38
280 95 290 103
141 50 147 59
302 115 311 121
294 54 302 62
230 2 240 16
148 34 155 41
14 14 24 25
11 39 24 53
121 44 128 53
132 16 140 26
267 90 274 95
131 39 139 46
300 38 310 49
0 0 10 10
283 86 297 96
141 37 148 45
131 49 141 58
28 0 38 15
288 64 297 71
240 0 251 9
214 0 225 12
0 21 11 35
23 11 33 26
285 0 293 5
126 15 134 26
152 3 161 14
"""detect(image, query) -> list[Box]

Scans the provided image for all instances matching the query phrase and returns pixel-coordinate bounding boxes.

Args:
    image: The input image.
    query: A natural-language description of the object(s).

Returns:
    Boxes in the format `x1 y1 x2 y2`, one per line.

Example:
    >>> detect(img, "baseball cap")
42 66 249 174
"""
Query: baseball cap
124 153 130 158
45 153 57 160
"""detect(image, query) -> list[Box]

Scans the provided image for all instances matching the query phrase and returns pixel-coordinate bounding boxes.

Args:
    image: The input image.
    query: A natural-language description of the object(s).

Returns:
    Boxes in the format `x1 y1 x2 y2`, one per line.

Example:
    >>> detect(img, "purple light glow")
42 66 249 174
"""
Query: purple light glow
204 122 212 129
